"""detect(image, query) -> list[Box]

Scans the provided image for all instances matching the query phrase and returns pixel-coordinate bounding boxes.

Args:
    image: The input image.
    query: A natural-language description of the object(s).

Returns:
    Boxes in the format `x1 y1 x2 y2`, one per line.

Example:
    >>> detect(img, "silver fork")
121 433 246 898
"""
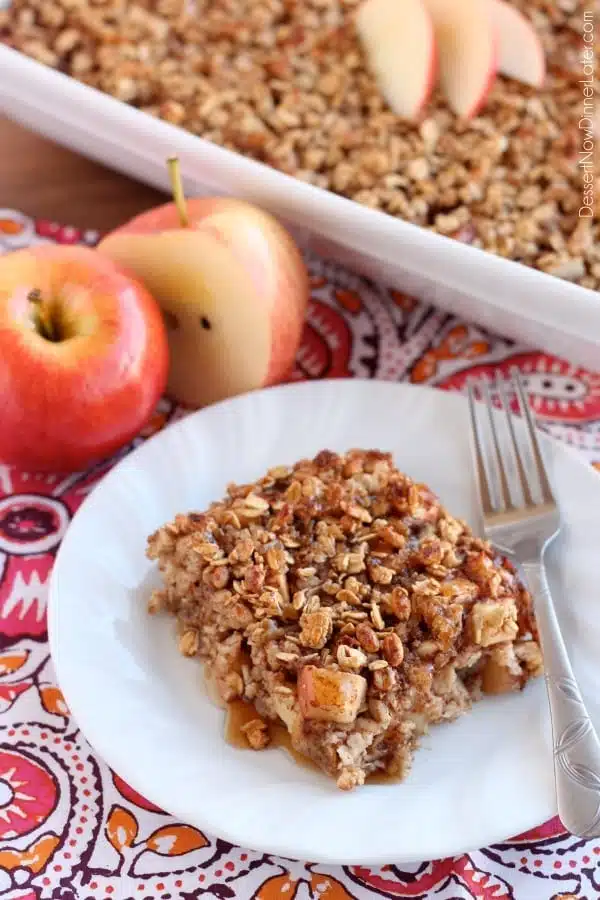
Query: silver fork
468 370 600 838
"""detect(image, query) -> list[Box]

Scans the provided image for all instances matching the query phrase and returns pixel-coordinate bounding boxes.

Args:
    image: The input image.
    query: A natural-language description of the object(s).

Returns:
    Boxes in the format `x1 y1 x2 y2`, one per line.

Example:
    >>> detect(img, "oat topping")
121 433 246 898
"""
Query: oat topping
146 449 541 789
2 0 598 290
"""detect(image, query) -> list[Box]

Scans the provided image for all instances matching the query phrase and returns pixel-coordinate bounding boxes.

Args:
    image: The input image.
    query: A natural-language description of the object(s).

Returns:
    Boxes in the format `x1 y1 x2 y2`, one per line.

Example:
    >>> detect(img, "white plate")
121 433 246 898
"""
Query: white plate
48 380 600 865
2 46 600 369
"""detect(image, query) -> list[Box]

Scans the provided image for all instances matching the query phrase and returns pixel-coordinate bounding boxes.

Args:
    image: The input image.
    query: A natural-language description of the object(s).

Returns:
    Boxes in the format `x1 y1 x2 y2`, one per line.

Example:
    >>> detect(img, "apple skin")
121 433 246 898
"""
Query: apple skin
98 198 310 408
0 245 169 472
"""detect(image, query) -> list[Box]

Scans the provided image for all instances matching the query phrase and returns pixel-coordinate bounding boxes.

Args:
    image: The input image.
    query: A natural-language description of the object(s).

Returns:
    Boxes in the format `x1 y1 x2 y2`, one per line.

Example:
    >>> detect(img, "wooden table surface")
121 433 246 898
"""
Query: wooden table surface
1 115 167 235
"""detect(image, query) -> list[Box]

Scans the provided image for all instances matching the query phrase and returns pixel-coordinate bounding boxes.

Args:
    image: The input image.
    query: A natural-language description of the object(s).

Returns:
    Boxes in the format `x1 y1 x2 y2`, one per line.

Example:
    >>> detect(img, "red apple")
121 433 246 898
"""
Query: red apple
356 0 437 120
98 173 309 409
0 245 168 472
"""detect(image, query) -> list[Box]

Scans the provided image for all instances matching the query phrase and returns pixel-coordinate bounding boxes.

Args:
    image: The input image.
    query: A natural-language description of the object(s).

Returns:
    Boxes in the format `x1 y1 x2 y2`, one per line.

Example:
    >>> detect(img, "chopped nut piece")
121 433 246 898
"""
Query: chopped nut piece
244 493 269 511
292 589 307 611
211 565 231 589
368 659 389 671
333 552 350 573
337 644 368 671
266 547 286 571
378 526 406 549
269 466 291 480
370 603 385 630
343 502 373 523
277 573 290 604
147 589 165 615
347 553 366 574
441 578 479 603
300 608 333 649
465 552 501 596
241 718 270 750
179 629 199 657
336 588 360 606
220 672 244 702
368 562 395 585
337 767 366 791
229 539 254 563
355 622 380 653
382 633 404 667
383 586 411 621
285 481 302 504
368 699 392 727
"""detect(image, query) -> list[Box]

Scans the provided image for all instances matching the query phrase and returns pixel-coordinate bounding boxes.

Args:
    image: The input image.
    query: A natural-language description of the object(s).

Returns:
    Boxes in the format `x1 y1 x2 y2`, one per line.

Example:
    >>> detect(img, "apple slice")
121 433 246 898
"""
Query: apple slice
422 0 497 118
99 228 273 408
490 0 545 88
356 0 436 120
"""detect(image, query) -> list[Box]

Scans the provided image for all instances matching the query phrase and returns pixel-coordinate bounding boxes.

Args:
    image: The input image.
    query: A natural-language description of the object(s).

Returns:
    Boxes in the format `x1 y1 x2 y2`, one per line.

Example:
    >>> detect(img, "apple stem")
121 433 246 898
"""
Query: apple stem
167 156 189 227
28 289 58 342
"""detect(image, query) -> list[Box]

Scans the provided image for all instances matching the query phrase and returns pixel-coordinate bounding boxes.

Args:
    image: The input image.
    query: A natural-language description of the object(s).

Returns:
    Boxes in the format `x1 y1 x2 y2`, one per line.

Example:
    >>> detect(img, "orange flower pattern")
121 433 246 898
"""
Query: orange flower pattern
1 210 600 899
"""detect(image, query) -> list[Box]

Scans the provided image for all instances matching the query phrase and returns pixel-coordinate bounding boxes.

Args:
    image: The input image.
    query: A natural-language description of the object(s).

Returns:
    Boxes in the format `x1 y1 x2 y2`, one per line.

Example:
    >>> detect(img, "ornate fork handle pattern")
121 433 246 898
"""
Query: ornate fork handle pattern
523 561 600 838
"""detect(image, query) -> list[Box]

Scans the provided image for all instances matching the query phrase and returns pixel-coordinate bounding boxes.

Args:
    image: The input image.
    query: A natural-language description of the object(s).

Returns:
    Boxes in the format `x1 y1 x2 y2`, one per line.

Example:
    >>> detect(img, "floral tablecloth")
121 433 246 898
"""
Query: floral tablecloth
1 208 600 900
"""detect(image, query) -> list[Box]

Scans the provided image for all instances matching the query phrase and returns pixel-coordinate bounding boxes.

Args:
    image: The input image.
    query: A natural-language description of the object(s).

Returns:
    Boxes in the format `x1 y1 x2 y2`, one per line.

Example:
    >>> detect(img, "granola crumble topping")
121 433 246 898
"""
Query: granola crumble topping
1 0 598 290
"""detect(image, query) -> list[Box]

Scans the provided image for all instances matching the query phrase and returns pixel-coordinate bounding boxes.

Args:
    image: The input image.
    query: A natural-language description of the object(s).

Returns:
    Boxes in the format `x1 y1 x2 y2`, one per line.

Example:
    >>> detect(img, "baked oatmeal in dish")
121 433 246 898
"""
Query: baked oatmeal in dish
147 449 542 790
2 0 598 290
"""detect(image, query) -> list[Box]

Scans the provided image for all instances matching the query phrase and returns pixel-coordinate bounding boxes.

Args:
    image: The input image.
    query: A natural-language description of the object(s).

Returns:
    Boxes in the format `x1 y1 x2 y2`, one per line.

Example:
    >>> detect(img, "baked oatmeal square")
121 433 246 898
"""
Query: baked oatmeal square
146 449 542 790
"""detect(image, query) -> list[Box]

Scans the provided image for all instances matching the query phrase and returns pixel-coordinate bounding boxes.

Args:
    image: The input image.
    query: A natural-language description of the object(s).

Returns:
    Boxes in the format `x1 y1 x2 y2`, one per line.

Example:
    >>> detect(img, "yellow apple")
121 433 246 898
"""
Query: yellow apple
98 171 309 408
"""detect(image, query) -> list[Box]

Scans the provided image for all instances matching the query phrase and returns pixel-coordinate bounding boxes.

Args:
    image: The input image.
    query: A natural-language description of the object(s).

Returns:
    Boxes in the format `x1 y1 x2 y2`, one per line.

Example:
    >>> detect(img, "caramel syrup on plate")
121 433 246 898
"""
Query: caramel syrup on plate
205 661 317 771
212 657 397 783
225 699 318 772
225 699 400 783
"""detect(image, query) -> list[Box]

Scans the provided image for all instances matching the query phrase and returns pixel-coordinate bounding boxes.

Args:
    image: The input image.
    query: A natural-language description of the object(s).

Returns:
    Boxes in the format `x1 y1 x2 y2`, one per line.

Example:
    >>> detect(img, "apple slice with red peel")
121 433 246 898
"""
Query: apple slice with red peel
99 228 274 408
99 160 309 409
490 0 545 88
422 0 497 118
356 0 436 120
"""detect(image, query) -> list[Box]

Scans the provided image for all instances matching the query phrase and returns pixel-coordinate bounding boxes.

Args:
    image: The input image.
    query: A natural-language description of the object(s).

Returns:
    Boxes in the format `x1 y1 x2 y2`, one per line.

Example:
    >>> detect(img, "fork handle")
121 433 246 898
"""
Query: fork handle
522 561 600 838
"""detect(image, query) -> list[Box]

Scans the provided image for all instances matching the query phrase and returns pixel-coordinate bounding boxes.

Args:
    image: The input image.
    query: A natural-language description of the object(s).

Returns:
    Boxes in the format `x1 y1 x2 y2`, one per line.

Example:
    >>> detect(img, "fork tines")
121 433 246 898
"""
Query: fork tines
468 370 554 515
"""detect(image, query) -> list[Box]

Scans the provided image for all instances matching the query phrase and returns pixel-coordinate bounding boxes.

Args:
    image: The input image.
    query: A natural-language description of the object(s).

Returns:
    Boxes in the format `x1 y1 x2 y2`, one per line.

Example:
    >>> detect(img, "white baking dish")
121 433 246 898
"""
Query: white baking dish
2 45 599 368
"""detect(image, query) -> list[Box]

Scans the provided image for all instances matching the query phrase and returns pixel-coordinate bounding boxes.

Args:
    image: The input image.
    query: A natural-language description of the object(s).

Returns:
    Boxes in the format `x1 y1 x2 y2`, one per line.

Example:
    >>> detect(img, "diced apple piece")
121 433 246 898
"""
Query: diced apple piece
298 666 367 725
273 692 301 731
422 0 497 118
470 599 519 647
356 0 436 120
481 644 522 694
490 0 545 88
